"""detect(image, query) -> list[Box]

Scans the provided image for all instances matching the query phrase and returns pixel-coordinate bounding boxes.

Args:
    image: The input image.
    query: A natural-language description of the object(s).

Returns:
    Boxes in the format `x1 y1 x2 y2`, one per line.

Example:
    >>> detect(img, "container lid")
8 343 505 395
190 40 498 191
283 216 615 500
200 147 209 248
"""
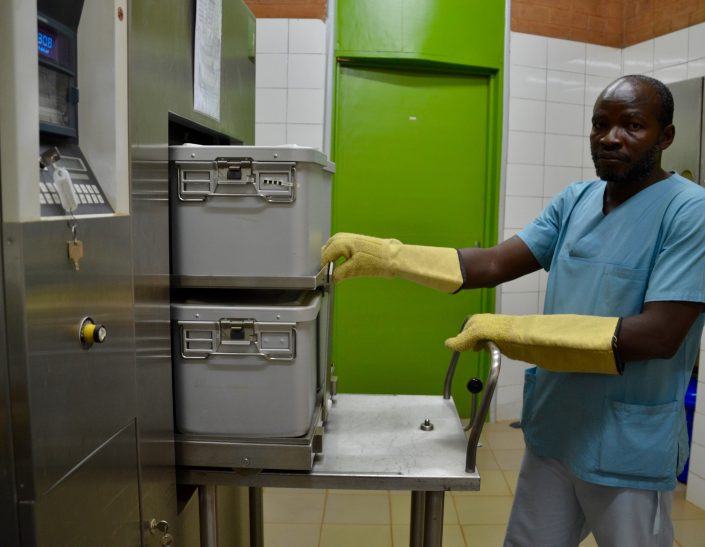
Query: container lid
169 144 336 173
171 289 322 323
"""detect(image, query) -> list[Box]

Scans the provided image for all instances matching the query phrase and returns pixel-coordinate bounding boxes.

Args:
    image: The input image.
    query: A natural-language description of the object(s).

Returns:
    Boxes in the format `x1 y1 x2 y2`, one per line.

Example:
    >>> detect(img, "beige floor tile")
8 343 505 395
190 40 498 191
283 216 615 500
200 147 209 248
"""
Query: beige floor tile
484 430 526 450
579 533 598 546
462 524 506 546
454 495 513 525
492 448 525 471
392 524 466 547
673 519 705 547
263 491 325 524
502 470 520 495
389 492 458 524
453 470 510 497
475 446 500 471
263 523 321 547
481 420 516 433
320 524 392 547
324 492 391 524
673 485 705 520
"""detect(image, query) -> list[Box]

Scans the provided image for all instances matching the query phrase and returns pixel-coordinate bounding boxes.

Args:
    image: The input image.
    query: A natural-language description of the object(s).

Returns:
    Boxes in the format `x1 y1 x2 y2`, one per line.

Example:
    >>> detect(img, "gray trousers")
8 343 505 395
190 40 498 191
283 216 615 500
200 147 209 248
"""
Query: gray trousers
504 447 674 547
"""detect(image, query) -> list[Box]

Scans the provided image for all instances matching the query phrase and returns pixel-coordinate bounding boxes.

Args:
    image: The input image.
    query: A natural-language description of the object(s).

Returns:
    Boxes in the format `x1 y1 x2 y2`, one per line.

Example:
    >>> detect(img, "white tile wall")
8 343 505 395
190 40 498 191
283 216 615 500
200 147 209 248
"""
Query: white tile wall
505 27 705 510
255 19 327 150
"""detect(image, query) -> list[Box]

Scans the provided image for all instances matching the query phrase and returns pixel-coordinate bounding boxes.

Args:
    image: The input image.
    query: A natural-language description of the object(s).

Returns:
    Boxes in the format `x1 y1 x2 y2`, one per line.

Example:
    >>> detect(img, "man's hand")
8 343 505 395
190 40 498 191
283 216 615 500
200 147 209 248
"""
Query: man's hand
445 314 621 374
321 232 464 293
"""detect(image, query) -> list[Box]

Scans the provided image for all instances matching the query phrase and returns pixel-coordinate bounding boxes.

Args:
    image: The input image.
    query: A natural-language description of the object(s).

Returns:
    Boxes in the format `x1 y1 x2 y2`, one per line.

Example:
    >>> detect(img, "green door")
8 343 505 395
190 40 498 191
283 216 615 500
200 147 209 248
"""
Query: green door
332 64 495 413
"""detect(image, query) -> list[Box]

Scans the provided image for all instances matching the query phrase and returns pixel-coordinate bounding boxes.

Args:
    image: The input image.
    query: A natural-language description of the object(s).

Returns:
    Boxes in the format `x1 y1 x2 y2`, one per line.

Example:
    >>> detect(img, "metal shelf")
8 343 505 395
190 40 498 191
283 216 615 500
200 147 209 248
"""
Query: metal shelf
172 264 331 290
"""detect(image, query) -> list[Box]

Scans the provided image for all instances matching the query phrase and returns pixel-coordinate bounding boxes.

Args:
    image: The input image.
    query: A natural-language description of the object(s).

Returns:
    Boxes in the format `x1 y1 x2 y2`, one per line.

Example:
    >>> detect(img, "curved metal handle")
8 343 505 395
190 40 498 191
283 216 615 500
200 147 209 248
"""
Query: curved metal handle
442 316 471 400
441 316 502 473
465 342 501 473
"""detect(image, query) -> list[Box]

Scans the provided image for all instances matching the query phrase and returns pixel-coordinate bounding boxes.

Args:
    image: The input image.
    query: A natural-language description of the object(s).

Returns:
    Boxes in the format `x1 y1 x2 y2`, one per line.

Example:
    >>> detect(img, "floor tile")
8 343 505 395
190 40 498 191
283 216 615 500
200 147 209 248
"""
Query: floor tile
324 492 391 524
454 495 513 525
673 518 705 547
462 524 506 546
492 448 525 471
475 447 500 471
263 491 325 524
579 533 598 546
485 430 526 450
262 523 321 547
673 484 705 520
502 470 520 495
392 524 466 547
320 524 392 547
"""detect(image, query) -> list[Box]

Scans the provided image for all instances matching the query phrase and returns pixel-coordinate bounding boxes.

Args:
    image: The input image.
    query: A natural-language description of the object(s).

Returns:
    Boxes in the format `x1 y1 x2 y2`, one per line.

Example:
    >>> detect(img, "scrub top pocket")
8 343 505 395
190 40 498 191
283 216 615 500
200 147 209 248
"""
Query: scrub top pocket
598 398 680 480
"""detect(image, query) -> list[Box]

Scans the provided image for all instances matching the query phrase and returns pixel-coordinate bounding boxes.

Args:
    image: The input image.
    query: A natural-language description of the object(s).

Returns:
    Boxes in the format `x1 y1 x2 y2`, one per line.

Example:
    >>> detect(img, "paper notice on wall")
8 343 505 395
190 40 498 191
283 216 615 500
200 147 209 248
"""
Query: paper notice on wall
194 0 222 121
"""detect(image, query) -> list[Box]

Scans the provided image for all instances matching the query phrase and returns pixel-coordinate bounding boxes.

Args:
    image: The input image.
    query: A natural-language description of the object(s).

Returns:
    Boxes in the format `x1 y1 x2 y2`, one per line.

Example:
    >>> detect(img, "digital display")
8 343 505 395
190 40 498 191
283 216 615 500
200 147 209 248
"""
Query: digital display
37 29 55 57
37 21 71 67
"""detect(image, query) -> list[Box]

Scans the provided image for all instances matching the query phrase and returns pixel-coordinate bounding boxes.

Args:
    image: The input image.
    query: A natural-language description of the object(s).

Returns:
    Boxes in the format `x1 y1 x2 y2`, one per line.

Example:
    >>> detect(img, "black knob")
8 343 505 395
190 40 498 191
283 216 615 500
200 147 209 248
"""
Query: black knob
467 378 483 394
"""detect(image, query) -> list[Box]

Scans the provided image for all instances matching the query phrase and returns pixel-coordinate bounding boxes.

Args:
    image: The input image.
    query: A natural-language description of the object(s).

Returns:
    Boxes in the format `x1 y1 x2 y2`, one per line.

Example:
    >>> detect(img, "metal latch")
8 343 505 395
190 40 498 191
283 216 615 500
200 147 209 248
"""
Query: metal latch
177 158 296 203
180 319 297 361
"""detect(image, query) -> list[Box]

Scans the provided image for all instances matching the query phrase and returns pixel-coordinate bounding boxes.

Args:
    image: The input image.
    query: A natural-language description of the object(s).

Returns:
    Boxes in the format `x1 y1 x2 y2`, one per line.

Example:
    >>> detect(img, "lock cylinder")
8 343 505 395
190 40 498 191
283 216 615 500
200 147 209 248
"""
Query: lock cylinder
79 317 107 349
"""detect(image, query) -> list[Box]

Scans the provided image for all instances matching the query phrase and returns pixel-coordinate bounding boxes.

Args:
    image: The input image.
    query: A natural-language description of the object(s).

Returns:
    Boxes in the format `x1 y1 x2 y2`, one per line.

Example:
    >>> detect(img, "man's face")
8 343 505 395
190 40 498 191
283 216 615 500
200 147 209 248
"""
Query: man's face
590 80 670 185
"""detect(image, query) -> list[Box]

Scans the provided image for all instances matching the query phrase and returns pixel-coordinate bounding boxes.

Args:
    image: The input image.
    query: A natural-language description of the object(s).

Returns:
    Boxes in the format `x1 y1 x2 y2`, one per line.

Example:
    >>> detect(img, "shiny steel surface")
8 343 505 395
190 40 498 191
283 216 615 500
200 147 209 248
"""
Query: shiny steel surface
29 423 142 547
178 394 481 491
175 403 323 471
0 168 20 546
4 217 136 499
2 217 140 547
128 0 255 543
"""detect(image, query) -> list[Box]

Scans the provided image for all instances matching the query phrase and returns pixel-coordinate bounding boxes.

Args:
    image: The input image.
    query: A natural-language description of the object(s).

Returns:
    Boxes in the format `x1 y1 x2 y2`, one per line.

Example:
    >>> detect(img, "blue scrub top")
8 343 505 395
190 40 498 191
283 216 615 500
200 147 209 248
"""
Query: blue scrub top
518 174 705 490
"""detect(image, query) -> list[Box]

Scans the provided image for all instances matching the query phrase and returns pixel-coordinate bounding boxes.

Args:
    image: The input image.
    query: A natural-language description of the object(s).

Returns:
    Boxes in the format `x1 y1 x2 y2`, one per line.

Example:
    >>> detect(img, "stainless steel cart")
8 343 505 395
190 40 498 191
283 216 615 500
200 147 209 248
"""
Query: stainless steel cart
177 342 502 547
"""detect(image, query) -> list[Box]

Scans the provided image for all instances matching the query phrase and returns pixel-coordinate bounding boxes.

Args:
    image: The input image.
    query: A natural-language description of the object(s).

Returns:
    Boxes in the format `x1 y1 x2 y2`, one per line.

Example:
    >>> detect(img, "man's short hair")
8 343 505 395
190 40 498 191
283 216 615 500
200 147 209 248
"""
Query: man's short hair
618 74 674 129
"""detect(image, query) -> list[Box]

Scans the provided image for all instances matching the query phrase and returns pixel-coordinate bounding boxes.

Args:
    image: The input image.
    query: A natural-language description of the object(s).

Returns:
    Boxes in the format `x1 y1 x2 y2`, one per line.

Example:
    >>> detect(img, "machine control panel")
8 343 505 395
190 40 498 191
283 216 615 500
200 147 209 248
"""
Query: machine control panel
39 144 112 216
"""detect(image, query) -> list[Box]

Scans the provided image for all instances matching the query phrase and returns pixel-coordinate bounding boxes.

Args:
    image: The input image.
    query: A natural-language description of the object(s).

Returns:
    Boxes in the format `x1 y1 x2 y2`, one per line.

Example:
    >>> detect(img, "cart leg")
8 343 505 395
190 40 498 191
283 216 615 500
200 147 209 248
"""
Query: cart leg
410 491 426 547
422 491 445 547
199 485 219 547
249 486 264 547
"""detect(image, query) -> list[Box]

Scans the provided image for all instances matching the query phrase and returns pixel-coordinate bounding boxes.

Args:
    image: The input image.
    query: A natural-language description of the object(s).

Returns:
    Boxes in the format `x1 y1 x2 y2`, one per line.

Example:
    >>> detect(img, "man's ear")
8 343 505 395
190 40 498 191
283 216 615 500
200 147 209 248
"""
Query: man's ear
659 124 675 150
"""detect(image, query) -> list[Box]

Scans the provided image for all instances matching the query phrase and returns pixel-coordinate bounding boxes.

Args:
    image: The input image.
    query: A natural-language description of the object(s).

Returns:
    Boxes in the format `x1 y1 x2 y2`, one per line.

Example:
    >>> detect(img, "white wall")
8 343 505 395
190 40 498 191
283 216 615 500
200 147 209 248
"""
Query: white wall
255 18 328 150
503 23 705 508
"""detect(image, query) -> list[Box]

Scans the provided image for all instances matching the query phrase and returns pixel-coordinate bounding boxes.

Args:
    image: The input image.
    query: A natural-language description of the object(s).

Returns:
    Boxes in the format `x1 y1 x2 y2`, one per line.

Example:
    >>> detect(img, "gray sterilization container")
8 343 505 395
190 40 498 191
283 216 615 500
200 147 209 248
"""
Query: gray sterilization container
171 291 322 437
170 145 335 280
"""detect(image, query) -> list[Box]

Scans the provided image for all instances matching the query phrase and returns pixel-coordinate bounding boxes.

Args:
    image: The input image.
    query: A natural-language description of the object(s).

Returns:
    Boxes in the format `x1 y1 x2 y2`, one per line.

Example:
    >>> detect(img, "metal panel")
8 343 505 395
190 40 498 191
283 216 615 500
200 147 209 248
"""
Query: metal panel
128 0 256 543
0 156 21 547
4 217 136 500
27 422 142 547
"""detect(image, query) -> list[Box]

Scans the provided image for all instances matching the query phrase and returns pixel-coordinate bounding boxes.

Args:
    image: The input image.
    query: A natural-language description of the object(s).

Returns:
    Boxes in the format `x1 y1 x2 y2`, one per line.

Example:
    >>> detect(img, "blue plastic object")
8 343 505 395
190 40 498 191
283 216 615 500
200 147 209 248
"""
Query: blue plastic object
678 375 698 483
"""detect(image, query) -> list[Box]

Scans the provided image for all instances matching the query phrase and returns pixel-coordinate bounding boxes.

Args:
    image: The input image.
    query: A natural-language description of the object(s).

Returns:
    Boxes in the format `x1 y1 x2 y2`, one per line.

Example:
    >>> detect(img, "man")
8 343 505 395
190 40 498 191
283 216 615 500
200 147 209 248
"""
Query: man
321 75 705 546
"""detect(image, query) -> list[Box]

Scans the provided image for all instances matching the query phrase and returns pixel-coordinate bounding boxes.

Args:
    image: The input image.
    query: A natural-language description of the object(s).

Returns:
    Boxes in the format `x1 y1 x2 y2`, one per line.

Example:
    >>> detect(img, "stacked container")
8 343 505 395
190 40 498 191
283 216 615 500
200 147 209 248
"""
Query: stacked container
169 145 334 440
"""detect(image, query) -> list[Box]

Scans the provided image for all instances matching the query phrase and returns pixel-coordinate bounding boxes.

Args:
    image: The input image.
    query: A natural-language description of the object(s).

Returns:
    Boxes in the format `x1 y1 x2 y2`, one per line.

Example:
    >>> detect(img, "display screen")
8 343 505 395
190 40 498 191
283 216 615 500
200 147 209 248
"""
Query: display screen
37 28 56 57
37 21 71 68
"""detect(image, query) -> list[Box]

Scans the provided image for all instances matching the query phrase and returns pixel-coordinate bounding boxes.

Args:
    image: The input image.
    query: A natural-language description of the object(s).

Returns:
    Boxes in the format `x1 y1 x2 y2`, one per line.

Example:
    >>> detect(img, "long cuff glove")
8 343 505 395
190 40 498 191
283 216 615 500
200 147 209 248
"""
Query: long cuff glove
321 233 465 293
444 314 622 375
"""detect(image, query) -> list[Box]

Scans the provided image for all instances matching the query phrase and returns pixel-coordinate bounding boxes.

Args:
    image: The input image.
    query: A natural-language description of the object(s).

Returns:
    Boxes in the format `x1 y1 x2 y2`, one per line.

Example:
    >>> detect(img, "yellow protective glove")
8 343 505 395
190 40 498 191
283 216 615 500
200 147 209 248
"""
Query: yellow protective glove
444 314 622 375
321 233 464 293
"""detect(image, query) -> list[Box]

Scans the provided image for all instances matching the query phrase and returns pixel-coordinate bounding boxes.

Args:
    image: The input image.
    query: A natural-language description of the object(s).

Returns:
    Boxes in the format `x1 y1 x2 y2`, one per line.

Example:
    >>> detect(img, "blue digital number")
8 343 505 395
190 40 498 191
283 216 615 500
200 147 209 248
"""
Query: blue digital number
37 31 53 55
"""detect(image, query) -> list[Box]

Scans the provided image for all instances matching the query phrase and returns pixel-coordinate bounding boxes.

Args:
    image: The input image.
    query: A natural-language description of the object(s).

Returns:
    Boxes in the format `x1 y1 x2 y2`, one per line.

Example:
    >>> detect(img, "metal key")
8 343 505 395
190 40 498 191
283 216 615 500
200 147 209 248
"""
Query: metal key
67 239 83 271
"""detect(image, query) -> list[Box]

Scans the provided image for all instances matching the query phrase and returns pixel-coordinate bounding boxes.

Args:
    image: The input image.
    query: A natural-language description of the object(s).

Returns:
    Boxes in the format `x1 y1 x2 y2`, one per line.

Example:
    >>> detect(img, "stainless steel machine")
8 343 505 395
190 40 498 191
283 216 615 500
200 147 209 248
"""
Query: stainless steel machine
1 0 257 545
0 1 144 545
